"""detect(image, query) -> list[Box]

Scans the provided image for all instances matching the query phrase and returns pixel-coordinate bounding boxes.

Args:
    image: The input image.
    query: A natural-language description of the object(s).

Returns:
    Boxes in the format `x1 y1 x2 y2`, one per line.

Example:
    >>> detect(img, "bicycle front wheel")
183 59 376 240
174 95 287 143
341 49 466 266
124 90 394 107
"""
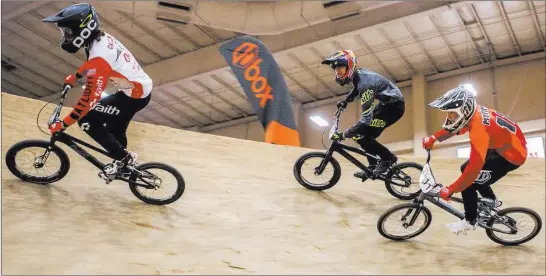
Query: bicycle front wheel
377 203 432 241
5 140 70 184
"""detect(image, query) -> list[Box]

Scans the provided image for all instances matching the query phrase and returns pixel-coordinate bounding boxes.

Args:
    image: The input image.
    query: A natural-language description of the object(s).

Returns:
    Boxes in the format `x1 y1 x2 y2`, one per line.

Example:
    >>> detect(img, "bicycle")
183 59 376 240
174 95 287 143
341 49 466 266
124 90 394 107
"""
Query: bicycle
293 108 423 200
5 86 185 205
377 150 542 245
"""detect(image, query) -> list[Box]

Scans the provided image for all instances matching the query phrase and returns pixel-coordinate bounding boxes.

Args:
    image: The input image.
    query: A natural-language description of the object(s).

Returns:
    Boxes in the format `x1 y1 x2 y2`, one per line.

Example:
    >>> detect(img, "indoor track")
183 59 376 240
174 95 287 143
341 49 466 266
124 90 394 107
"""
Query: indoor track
2 93 545 274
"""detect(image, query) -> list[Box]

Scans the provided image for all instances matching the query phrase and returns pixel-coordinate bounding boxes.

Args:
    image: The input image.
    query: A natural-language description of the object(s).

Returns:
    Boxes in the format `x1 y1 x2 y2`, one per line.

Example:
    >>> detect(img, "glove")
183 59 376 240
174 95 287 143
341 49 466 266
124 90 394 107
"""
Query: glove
49 119 67 135
422 135 437 150
440 186 453 201
64 74 77 89
336 100 348 110
332 131 344 141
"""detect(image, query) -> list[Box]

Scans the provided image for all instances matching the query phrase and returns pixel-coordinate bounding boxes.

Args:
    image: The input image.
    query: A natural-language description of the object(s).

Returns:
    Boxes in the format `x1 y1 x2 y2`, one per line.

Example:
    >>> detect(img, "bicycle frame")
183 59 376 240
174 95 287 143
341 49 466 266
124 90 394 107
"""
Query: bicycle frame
407 150 517 234
39 86 156 189
316 108 411 187
51 132 111 170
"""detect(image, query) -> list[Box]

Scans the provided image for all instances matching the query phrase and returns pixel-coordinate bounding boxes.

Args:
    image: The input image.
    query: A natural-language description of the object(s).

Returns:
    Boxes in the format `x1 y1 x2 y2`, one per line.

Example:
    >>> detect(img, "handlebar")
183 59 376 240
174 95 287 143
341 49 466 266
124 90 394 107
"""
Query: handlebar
47 85 72 127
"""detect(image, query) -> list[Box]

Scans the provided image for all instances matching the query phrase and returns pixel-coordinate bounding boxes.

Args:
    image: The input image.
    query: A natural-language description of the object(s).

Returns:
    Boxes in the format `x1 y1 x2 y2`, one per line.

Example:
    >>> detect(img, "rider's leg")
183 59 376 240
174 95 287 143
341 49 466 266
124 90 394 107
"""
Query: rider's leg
460 150 519 223
79 92 150 176
460 155 496 200
101 92 151 174
77 93 127 160
368 100 405 175
106 92 150 149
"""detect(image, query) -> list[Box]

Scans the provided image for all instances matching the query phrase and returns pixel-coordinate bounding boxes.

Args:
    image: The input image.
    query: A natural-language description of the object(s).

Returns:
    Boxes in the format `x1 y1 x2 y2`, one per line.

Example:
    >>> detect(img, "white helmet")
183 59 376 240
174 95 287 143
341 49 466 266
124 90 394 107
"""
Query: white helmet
429 85 477 134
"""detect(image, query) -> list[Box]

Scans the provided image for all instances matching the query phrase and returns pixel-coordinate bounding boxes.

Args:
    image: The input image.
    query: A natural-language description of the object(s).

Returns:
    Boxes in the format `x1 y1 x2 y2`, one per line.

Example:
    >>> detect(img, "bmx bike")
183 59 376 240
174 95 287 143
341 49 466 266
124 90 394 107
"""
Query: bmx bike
293 108 423 200
5 86 185 205
377 150 542 245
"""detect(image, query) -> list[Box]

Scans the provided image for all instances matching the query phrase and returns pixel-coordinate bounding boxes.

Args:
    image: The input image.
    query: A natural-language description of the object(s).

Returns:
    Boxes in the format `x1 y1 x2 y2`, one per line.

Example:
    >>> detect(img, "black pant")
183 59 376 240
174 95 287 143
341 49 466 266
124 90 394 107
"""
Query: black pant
460 149 520 222
78 92 151 160
353 100 405 166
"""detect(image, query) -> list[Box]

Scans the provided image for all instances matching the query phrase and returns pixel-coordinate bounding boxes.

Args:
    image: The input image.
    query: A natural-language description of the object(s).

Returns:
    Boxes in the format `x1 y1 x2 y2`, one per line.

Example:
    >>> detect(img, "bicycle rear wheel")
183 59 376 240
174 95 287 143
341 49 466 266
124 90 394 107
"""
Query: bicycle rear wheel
486 207 542 246
128 162 185 205
384 162 423 200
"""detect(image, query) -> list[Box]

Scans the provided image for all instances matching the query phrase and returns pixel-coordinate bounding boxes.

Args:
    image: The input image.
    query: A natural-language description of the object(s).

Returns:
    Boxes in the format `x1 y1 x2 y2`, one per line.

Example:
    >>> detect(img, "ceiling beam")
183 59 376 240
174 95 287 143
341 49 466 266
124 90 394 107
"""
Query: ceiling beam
192 80 249 117
286 53 336 97
209 75 249 102
1 1 50 22
175 84 235 120
146 102 190 128
468 4 497 62
116 10 183 56
528 1 546 52
377 28 416 74
194 25 220 44
354 34 397 80
142 1 457 87
497 2 522 56
279 67 319 102
1 55 60 88
1 78 41 98
150 97 205 128
1 67 53 97
2 28 81 69
403 22 439 73
157 87 220 124
428 14 462 69
1 44 69 77
454 8 486 64
161 23 201 50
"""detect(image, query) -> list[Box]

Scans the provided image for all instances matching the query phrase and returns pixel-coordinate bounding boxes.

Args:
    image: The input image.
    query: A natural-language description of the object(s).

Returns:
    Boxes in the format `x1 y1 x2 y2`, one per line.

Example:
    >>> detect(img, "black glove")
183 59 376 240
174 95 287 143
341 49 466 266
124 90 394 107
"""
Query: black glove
332 131 344 141
336 100 348 110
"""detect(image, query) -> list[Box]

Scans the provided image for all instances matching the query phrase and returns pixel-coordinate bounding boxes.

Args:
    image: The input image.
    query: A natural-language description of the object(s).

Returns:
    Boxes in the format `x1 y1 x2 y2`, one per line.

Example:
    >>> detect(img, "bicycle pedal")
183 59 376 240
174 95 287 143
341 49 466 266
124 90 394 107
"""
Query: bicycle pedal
98 171 115 184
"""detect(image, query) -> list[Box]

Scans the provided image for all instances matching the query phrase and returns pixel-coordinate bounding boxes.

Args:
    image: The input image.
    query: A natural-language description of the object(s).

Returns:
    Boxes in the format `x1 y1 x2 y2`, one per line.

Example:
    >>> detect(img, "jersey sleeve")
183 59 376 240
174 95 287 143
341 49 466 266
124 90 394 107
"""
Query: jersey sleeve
63 57 113 126
449 124 490 193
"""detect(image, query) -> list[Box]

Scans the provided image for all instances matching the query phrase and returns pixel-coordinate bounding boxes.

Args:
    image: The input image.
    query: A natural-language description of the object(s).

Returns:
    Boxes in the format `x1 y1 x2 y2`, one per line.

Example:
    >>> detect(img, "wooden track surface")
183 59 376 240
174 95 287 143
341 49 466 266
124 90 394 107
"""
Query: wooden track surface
2 93 544 274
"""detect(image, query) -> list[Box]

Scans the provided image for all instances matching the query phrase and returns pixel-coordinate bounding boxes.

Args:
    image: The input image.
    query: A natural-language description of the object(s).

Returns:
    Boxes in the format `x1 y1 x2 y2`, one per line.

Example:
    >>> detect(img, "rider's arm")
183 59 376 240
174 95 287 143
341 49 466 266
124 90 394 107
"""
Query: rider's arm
62 57 113 126
344 86 359 103
449 125 490 193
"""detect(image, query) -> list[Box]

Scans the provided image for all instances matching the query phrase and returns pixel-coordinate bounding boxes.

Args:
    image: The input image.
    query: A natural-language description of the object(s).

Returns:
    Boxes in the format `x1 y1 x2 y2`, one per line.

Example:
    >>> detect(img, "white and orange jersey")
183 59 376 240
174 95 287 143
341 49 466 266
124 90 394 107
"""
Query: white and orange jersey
63 33 152 126
83 32 152 98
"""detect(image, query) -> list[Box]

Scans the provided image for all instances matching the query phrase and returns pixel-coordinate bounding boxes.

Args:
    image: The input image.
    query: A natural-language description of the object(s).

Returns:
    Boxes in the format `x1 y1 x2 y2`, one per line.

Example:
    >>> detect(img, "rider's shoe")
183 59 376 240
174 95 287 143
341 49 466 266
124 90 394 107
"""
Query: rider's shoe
354 170 370 182
373 156 398 176
446 219 476 235
99 151 138 184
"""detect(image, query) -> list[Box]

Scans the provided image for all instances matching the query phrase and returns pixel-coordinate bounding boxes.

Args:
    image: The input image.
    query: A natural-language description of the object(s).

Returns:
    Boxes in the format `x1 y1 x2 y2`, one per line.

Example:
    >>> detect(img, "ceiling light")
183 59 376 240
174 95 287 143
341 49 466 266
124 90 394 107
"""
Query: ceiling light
309 115 329 127
463 83 477 96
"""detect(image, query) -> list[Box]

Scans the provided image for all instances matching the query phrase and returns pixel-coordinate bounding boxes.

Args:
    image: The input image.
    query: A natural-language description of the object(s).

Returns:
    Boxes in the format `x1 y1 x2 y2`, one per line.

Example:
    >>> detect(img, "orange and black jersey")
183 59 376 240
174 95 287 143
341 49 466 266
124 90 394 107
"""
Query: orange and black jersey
434 105 527 193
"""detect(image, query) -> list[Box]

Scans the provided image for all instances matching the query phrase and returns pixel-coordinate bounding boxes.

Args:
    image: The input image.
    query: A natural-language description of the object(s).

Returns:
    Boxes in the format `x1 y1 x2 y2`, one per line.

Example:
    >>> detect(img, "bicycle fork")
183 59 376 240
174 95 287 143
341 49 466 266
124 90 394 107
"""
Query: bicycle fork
35 137 59 169
401 201 425 228
315 147 335 175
